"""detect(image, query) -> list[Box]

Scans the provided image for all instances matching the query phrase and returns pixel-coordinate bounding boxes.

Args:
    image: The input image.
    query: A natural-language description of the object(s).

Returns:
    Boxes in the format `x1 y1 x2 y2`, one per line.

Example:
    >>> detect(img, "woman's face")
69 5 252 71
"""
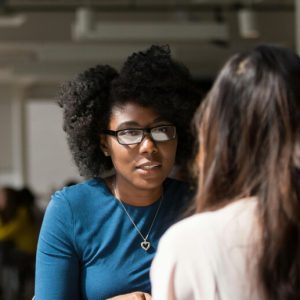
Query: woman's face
101 102 178 191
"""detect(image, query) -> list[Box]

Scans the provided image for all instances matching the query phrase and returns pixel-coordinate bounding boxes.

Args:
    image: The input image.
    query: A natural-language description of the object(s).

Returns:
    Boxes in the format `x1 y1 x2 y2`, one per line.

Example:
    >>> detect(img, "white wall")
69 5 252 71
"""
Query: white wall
0 89 23 187
0 101 13 170
25 100 81 201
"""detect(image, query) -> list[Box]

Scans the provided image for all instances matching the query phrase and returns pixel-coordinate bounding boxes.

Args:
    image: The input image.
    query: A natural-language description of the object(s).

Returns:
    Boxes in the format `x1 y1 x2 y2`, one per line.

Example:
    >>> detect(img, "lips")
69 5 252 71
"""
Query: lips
140 164 160 170
136 162 161 170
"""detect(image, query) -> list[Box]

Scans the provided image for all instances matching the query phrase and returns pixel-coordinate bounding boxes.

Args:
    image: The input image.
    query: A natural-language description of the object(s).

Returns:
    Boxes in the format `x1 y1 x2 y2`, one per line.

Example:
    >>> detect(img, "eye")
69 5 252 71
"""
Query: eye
119 129 142 137
154 126 170 133
151 125 176 141
158 126 168 132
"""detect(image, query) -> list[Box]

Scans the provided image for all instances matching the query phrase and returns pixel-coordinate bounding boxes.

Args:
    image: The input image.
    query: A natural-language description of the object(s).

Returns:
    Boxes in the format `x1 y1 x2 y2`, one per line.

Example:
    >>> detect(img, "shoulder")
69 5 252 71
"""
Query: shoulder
152 198 259 300
59 178 108 196
159 213 213 254
160 197 258 254
46 178 112 220
51 178 109 205
41 178 112 240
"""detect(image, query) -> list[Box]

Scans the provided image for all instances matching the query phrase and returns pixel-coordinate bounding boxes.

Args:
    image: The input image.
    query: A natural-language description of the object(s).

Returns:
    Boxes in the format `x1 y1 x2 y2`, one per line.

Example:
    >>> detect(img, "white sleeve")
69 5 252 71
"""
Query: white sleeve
151 217 219 300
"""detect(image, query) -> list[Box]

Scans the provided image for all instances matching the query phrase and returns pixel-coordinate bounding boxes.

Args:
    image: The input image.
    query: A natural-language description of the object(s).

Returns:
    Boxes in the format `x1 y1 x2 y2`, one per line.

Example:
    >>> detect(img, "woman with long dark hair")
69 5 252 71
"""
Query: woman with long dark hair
151 45 300 300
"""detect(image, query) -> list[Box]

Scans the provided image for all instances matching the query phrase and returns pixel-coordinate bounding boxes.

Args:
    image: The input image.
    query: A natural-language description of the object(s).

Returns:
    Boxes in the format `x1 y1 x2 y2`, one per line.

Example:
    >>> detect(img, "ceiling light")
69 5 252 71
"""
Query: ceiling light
72 7 229 42
0 14 27 27
238 8 259 39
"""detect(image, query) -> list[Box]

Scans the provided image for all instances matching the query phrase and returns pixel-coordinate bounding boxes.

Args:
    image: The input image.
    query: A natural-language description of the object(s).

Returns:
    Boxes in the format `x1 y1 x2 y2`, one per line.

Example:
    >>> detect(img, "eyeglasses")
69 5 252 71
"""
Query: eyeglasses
103 125 177 145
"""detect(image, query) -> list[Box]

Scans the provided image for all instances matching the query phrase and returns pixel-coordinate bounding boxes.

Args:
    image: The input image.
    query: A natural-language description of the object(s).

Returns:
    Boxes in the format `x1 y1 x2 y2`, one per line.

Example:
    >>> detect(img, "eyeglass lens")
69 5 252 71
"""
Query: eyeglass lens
117 126 176 145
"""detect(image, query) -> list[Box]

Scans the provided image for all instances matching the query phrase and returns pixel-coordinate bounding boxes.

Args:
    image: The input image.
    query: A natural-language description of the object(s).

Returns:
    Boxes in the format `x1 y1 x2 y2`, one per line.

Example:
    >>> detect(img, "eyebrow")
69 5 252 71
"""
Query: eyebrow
116 117 170 130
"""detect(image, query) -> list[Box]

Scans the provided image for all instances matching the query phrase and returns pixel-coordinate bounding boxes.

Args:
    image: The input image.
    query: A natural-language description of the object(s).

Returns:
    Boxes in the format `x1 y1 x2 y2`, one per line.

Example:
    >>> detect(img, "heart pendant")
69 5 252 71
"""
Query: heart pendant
141 241 150 251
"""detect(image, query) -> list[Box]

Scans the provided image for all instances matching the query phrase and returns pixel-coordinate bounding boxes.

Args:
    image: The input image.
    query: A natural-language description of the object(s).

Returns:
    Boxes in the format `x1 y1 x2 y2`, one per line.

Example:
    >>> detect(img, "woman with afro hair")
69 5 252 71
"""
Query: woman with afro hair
34 45 201 300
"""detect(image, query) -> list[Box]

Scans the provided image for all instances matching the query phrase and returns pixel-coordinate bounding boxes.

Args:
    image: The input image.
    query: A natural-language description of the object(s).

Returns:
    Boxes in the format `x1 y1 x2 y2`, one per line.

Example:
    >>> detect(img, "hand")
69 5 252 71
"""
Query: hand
106 291 152 300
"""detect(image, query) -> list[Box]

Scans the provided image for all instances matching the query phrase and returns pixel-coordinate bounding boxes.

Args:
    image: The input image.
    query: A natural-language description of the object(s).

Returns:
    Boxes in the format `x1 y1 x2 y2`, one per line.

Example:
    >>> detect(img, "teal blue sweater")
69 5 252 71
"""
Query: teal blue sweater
35 178 190 300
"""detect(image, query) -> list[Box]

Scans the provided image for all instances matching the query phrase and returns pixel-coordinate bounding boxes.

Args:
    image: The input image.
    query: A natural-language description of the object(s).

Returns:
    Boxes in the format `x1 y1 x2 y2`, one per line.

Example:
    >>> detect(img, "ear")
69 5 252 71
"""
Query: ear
100 134 110 157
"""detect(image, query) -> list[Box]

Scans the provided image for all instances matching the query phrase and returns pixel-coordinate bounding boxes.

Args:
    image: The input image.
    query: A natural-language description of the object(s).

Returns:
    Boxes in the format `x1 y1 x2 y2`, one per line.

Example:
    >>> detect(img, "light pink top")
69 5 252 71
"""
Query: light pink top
151 198 264 300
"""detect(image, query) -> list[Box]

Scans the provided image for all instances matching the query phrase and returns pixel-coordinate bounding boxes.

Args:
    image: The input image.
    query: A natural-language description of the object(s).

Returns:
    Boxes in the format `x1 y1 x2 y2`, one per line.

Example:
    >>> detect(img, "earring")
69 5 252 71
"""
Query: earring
104 151 110 157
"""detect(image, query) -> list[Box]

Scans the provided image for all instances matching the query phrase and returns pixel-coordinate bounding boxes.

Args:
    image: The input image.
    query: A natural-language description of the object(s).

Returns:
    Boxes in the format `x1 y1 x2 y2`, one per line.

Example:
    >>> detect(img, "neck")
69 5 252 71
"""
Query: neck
109 176 163 206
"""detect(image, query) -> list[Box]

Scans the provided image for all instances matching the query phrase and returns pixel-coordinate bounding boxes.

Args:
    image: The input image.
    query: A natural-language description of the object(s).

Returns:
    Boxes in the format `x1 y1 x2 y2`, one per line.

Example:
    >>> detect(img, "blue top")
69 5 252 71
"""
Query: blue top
35 177 190 300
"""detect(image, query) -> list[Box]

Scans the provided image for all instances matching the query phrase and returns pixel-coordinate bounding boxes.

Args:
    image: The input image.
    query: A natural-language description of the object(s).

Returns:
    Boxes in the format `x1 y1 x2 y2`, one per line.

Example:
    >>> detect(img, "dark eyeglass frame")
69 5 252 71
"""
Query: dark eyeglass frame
103 125 177 145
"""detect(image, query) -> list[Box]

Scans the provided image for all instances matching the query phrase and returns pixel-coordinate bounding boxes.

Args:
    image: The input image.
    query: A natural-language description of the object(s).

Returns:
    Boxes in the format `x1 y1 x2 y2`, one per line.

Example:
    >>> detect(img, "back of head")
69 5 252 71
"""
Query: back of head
194 44 300 299
195 44 300 209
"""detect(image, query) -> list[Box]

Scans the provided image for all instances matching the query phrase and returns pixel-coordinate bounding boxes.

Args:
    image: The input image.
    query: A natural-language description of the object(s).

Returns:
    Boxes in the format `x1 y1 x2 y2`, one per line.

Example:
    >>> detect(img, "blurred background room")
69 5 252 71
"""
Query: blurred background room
0 0 298 299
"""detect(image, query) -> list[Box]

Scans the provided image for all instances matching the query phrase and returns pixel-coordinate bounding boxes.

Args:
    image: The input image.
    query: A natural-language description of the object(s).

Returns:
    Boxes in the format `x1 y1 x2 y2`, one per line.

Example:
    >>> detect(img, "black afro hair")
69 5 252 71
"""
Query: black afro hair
58 45 201 178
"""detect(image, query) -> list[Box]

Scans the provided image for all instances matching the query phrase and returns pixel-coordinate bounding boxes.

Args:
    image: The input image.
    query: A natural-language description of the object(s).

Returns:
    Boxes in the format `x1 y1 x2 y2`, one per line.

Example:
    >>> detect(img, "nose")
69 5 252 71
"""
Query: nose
139 133 158 154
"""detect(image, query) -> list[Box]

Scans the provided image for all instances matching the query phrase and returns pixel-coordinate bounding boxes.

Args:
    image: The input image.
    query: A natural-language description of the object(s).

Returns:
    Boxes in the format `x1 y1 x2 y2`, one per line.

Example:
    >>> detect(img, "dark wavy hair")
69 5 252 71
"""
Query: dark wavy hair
193 45 300 299
58 45 201 178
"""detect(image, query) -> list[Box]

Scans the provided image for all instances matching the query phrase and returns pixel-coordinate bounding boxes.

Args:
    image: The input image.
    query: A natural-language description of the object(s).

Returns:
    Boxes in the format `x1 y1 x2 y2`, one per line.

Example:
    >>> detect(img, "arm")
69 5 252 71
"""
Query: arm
35 192 80 300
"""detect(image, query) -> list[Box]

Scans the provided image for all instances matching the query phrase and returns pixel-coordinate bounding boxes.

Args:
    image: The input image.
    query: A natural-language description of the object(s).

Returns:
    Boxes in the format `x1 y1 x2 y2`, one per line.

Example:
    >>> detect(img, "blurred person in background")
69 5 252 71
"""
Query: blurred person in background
0 186 39 300
151 45 300 300
34 45 201 300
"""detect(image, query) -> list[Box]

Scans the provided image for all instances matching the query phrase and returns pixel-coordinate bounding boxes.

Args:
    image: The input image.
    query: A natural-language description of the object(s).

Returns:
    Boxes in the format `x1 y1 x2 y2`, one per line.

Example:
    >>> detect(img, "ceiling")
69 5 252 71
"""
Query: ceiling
0 0 296 91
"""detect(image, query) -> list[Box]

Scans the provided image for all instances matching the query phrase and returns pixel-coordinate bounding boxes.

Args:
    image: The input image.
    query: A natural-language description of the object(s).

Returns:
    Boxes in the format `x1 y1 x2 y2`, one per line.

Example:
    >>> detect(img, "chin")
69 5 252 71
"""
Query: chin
135 176 167 190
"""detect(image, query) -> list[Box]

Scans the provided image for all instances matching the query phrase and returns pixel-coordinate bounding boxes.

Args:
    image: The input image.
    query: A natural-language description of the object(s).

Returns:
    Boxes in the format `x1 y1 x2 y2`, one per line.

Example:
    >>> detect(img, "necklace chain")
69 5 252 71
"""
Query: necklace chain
112 179 163 251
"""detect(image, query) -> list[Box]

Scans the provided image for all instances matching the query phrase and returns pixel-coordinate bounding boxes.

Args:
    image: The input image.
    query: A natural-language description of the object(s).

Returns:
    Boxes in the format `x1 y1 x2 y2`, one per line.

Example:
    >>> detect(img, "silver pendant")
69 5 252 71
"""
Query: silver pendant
141 241 150 251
